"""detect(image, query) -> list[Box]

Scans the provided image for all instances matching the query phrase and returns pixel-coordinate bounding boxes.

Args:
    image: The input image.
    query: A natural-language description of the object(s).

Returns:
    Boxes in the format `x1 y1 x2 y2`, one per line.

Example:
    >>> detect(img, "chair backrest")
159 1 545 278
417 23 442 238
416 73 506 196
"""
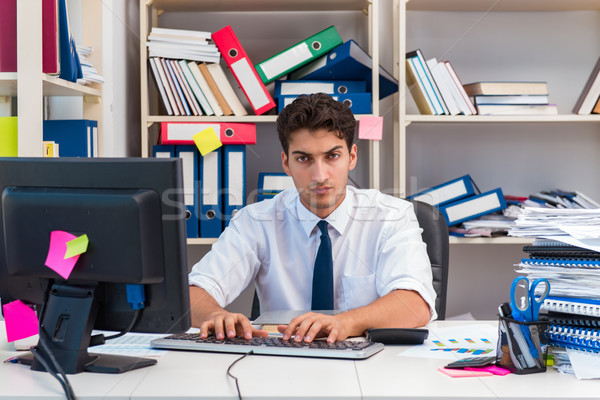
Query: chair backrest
250 199 450 321
407 199 449 320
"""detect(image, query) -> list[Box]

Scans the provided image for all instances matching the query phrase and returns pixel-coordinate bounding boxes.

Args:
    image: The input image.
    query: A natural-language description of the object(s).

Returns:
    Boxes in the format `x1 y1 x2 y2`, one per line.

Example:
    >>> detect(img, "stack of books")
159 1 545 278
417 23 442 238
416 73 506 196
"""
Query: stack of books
405 49 476 115
76 45 104 85
406 174 506 230
464 81 558 116
147 27 248 117
572 56 600 115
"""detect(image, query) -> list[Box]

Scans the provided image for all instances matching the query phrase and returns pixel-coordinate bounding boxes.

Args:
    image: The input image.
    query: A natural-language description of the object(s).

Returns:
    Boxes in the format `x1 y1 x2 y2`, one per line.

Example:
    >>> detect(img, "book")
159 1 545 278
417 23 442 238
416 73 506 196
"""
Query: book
463 81 548 96
472 94 549 105
198 62 233 116
150 27 211 40
148 58 174 115
572 56 600 115
405 57 436 115
187 62 223 116
475 104 558 116
442 61 477 115
426 58 461 115
406 50 447 115
205 62 248 117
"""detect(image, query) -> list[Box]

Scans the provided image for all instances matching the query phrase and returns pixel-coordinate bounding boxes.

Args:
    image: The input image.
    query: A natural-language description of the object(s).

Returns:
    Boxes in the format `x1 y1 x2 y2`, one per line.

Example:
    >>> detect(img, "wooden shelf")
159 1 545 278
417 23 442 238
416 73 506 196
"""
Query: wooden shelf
146 114 370 124
0 73 101 97
449 236 534 245
406 0 600 12
405 114 600 124
150 0 370 12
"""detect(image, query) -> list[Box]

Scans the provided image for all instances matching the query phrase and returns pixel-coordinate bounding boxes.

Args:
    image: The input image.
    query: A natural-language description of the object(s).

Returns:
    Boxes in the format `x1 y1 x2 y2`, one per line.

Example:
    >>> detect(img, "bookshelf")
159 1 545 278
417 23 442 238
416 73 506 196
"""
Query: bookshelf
396 0 600 245
7 0 103 157
139 0 389 245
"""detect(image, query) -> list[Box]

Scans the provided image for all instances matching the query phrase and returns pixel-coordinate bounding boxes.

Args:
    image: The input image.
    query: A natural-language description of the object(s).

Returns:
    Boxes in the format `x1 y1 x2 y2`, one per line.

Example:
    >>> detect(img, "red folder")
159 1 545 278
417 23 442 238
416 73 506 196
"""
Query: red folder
0 0 59 74
212 26 275 115
160 122 256 145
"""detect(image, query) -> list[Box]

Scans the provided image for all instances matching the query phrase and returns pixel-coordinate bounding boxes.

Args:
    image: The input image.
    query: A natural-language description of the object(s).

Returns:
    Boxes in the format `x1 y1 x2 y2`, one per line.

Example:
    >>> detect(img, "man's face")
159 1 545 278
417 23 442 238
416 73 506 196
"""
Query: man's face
281 128 357 219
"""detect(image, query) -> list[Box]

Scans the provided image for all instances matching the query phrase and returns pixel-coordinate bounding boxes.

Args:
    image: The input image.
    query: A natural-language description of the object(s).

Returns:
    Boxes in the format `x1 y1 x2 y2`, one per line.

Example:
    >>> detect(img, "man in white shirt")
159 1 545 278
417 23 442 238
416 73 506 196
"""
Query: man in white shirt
189 93 436 343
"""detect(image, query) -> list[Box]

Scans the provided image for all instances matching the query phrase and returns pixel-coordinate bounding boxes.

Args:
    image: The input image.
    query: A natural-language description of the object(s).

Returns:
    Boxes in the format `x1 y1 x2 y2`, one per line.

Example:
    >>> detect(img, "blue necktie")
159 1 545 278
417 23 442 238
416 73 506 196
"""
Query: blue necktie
311 220 334 310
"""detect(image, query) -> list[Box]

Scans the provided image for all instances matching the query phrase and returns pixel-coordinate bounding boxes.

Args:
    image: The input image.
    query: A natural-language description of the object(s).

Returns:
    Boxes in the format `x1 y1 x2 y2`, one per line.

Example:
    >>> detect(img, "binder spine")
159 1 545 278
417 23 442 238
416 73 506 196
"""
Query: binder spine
548 324 600 353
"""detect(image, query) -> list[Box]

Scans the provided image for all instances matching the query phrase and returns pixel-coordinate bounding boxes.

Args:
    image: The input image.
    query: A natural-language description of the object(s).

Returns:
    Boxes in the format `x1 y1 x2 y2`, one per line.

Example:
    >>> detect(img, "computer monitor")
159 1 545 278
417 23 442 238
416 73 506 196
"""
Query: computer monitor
0 157 191 374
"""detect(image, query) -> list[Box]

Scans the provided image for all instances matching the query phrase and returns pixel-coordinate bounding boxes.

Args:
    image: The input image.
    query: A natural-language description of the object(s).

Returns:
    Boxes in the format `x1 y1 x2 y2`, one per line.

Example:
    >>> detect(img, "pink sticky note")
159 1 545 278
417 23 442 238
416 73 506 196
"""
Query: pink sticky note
3 300 39 342
465 365 511 376
358 116 383 141
438 367 493 378
44 230 80 279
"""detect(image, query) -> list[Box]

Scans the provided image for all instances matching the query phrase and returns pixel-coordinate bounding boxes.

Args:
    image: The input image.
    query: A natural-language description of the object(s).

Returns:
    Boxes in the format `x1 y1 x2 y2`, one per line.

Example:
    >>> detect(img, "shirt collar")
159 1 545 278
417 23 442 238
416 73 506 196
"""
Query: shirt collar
294 186 353 238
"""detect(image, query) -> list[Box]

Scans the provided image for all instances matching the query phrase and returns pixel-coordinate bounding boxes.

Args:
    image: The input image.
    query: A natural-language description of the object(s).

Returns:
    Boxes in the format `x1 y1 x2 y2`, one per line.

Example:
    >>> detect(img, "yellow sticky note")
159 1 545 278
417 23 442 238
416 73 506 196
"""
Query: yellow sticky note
193 127 223 156
64 234 89 259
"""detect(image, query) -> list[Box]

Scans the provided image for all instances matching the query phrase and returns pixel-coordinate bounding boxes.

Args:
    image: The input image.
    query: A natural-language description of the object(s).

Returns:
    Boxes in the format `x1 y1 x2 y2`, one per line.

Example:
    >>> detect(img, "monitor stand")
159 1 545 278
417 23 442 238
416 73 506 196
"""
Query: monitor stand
29 283 156 374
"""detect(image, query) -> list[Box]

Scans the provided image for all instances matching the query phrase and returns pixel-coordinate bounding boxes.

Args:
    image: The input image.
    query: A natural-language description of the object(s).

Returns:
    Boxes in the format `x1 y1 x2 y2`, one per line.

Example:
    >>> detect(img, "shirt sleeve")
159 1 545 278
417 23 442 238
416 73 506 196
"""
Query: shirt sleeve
188 208 262 307
376 201 438 321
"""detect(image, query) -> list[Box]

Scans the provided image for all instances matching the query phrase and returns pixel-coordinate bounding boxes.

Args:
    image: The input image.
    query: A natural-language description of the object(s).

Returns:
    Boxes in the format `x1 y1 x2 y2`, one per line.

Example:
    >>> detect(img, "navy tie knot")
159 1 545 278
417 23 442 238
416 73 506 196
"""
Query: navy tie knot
317 220 329 236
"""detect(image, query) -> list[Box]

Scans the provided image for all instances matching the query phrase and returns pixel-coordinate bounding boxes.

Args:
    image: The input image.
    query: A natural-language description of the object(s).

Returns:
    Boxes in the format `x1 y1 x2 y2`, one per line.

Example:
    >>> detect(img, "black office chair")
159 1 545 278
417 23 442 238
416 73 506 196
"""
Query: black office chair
250 199 449 320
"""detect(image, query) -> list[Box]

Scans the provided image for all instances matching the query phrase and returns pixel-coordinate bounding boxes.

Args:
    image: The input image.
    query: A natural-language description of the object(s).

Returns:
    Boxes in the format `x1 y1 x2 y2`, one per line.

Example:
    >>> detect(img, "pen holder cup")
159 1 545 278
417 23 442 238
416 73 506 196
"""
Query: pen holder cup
496 316 549 374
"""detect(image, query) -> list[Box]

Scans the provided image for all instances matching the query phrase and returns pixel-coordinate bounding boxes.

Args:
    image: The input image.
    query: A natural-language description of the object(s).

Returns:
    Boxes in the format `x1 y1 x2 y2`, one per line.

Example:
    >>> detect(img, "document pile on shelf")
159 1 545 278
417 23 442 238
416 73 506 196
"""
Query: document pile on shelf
76 44 104 85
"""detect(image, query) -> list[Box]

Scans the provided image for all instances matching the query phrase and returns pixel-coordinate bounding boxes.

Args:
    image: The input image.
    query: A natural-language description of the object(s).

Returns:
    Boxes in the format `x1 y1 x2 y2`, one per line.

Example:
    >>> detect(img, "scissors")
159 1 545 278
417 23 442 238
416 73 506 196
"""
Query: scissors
510 277 550 322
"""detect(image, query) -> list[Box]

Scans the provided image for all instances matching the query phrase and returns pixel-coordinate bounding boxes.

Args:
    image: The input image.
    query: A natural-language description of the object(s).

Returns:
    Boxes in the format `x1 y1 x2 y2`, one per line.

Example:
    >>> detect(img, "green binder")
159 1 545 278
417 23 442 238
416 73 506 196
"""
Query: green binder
255 26 342 84
0 117 17 157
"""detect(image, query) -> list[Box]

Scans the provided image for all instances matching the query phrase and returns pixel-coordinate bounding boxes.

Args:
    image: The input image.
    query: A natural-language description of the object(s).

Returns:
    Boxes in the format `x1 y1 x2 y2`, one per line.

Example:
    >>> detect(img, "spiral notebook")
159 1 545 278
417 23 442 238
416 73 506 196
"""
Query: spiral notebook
548 324 600 353
521 258 600 268
542 297 600 317
545 311 600 328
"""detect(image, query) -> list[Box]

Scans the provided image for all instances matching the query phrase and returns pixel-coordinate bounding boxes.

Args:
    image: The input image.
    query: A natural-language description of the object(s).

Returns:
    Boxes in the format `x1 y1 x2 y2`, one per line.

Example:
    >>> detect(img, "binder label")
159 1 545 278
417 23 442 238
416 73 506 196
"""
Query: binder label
203 151 219 206
180 152 195 205
227 152 245 206
231 58 271 110
446 193 501 223
280 82 335 95
414 180 468 206
260 43 313 81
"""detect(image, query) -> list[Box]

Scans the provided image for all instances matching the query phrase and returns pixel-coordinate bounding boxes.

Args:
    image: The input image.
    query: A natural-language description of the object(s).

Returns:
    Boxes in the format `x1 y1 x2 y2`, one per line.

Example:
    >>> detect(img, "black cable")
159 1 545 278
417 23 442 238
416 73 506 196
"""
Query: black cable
38 329 76 400
104 309 142 341
226 351 253 400
30 345 76 400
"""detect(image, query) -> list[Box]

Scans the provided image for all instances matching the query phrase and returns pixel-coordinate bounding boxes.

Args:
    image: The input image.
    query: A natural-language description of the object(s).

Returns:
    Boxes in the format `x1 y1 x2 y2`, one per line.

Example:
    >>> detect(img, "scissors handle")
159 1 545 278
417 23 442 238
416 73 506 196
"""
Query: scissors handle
529 278 550 321
510 276 531 319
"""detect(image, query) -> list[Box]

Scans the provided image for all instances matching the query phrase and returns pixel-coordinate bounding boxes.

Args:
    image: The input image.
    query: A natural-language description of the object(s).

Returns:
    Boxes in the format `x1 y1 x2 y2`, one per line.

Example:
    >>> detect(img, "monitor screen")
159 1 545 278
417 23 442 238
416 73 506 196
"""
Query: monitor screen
0 157 191 373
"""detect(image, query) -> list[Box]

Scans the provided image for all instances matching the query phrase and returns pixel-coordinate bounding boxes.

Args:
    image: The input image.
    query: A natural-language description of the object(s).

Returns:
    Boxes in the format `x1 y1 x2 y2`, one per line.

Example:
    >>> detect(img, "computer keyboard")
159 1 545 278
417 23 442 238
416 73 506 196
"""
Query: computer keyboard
150 333 384 360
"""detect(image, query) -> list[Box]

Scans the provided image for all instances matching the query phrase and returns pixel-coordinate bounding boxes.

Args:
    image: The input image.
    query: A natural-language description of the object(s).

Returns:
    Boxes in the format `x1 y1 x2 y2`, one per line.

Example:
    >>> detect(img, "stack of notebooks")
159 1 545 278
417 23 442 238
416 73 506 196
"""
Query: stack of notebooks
147 27 250 117
517 238 600 357
405 49 476 115
76 45 104 85
153 121 257 239
406 174 506 229
463 81 558 116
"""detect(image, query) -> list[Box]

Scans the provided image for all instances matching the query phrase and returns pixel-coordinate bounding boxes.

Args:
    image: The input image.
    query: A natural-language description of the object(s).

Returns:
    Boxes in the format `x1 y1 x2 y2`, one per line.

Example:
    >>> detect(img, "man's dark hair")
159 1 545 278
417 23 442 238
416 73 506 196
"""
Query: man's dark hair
276 93 356 155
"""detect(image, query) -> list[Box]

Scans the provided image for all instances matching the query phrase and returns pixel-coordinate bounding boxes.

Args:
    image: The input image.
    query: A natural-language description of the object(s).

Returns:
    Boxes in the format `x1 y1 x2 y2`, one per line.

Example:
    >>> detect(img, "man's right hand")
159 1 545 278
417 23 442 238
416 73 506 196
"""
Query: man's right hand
199 310 268 340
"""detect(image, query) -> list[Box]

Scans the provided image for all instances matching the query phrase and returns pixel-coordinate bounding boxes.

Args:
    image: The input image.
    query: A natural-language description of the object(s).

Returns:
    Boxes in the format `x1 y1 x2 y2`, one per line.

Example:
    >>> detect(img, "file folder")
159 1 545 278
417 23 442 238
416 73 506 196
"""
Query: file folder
274 80 367 97
152 144 175 159
212 26 276 115
0 117 18 157
277 93 371 114
223 145 246 228
43 119 98 157
289 40 398 100
255 26 343 84
257 172 294 202
58 0 82 82
438 188 507 227
200 148 223 238
176 145 200 238
407 175 476 207
161 122 256 145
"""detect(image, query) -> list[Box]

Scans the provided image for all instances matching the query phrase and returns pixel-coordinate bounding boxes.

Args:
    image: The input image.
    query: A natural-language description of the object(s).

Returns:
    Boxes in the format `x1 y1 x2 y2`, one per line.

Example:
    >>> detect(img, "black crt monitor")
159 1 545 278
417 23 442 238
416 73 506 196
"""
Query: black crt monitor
0 158 191 374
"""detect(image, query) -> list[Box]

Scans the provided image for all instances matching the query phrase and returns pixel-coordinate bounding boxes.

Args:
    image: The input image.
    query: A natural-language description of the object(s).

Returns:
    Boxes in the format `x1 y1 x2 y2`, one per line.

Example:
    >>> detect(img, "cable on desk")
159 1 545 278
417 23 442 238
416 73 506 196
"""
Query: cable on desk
31 336 76 400
226 350 253 400
103 309 143 341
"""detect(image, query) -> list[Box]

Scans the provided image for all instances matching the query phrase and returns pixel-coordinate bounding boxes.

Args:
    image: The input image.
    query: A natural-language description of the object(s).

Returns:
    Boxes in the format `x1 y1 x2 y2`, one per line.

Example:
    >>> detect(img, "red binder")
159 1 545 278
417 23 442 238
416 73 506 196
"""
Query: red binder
0 0 59 74
212 26 275 115
160 121 256 145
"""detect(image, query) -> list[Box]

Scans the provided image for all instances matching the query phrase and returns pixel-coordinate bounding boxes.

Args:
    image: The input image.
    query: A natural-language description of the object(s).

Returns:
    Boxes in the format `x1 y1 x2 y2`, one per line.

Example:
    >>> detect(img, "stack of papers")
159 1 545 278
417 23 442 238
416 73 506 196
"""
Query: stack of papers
508 207 600 243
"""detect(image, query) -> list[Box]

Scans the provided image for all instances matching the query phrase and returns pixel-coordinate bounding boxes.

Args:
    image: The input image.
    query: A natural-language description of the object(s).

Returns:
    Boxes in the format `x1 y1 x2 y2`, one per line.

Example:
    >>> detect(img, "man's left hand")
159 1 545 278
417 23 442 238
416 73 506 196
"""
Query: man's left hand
278 312 349 343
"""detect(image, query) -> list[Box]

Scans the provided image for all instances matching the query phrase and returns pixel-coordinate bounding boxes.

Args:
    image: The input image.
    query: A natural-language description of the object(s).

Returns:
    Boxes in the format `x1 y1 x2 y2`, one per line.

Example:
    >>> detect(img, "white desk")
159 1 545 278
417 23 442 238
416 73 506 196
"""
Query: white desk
2 321 599 399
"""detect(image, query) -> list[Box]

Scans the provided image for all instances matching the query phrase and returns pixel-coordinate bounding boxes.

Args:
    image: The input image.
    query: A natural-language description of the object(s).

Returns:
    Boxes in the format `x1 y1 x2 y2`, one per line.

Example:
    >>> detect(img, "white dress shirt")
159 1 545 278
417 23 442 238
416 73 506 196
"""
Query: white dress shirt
189 186 437 320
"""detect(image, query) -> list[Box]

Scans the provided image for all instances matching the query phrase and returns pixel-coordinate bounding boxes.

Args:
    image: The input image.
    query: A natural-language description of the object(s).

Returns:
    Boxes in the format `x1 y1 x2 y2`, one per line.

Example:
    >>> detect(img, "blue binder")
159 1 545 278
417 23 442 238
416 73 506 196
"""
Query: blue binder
43 120 98 157
152 144 175 158
257 172 294 202
277 93 371 114
200 148 223 238
289 40 398 100
58 0 82 83
407 175 475 207
438 188 507 227
273 80 367 97
222 145 246 228
175 145 200 238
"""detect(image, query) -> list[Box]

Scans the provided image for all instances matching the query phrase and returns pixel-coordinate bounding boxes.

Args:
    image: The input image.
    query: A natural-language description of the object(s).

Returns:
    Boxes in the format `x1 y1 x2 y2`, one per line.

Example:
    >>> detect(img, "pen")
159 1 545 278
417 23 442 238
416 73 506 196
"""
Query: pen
3 356 19 364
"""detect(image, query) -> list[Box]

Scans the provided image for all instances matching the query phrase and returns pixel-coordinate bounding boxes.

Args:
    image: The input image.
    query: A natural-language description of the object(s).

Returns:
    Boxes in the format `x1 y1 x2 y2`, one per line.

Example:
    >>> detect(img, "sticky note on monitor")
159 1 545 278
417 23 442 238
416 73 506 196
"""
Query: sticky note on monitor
64 234 89 259
193 127 223 156
44 230 80 279
3 300 39 342
358 116 383 141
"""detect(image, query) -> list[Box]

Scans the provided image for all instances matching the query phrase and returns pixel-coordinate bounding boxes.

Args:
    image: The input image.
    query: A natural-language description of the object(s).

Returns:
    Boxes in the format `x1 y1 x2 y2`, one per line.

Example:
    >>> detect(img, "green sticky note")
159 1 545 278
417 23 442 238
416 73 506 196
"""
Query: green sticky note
64 234 89 259
0 117 18 157
193 127 222 156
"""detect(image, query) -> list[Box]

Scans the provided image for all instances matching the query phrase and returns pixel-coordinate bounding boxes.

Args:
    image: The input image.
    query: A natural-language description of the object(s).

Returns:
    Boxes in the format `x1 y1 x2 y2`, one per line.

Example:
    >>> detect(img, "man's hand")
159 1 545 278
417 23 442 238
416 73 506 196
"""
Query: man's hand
199 310 268 340
278 312 350 343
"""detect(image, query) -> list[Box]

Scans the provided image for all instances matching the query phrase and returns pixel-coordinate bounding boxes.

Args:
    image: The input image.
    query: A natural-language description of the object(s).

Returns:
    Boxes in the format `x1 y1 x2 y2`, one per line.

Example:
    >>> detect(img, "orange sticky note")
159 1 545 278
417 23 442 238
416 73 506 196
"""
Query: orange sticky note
3 300 39 342
44 230 80 279
358 116 383 141
193 127 223 156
